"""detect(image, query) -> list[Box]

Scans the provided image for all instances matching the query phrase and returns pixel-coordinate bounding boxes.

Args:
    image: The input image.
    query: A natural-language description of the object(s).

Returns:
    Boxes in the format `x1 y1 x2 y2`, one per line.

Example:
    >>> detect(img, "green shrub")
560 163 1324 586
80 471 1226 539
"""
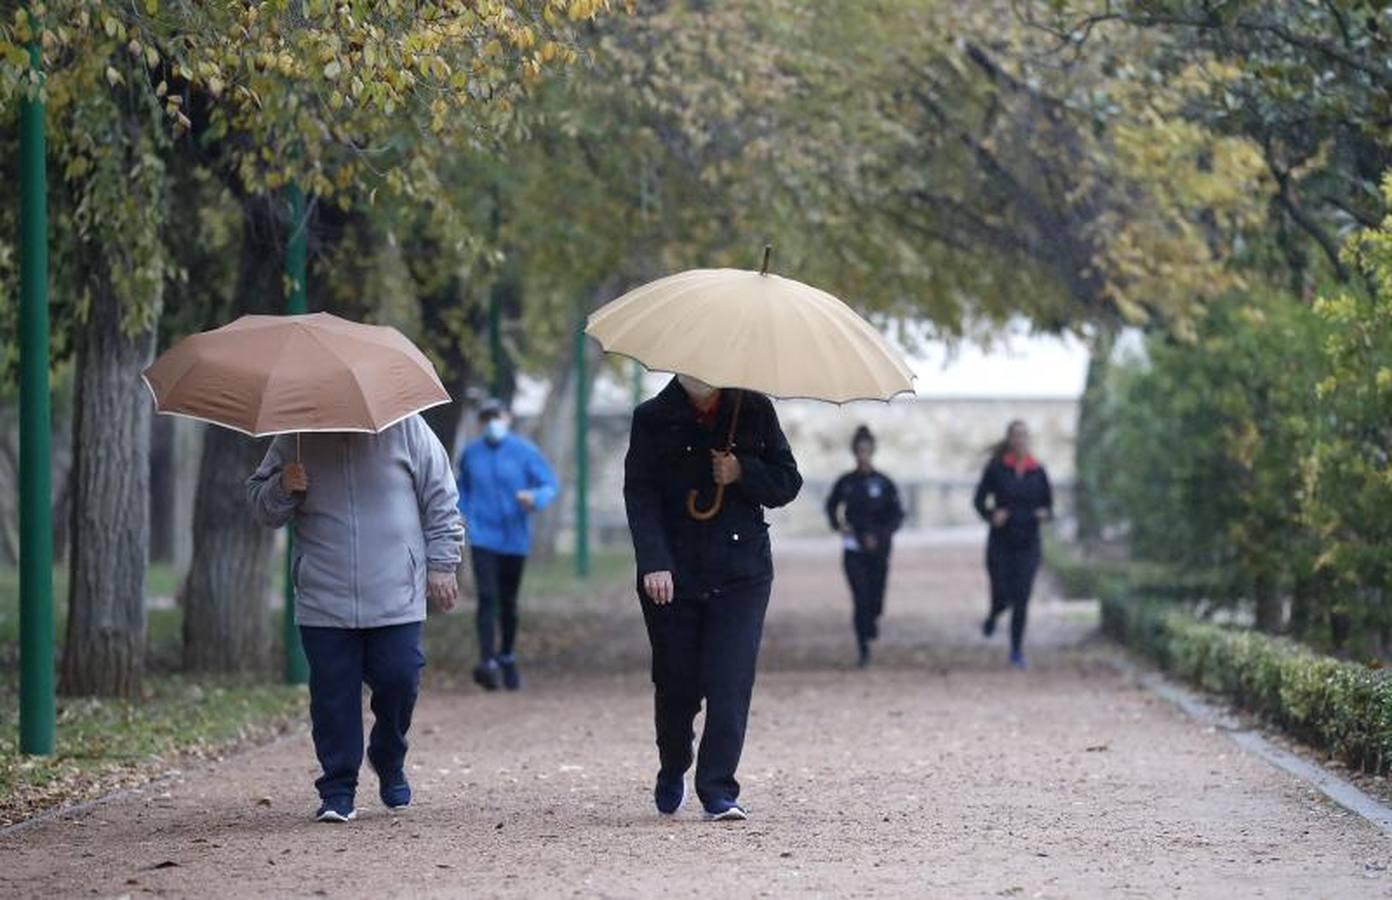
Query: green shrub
1103 590 1392 775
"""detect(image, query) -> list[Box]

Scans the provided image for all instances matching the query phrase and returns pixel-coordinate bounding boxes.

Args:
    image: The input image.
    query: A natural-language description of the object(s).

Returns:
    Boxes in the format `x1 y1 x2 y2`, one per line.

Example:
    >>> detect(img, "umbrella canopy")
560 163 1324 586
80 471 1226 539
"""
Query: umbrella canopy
142 312 450 437
585 266 915 404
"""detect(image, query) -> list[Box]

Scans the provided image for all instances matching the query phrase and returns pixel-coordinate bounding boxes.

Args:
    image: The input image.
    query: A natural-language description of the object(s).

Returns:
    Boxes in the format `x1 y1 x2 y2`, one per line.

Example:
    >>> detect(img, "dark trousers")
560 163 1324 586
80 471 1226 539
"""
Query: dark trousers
471 548 527 661
641 579 771 808
986 541 1041 655
843 550 889 646
299 621 425 802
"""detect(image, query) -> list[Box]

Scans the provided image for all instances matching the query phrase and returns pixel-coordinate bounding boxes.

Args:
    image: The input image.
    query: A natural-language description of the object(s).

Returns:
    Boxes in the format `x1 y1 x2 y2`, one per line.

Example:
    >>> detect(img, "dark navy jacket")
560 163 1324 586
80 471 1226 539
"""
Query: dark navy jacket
623 379 802 598
825 469 904 556
973 456 1053 550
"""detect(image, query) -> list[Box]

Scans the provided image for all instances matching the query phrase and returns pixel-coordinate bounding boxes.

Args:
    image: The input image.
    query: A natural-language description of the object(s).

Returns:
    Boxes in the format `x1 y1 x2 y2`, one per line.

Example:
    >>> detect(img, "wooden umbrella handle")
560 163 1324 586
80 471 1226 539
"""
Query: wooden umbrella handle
686 484 726 521
686 391 744 521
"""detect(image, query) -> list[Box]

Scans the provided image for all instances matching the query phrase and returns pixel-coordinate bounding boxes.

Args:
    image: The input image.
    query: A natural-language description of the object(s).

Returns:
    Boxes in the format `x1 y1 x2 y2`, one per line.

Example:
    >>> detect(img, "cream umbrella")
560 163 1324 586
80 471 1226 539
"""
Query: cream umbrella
586 247 915 518
142 313 450 442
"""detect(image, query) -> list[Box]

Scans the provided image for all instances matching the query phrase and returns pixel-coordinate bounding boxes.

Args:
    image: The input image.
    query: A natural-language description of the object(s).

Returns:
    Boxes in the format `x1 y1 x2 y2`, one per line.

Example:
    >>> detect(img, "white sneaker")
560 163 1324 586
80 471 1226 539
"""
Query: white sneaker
315 802 358 823
704 803 748 822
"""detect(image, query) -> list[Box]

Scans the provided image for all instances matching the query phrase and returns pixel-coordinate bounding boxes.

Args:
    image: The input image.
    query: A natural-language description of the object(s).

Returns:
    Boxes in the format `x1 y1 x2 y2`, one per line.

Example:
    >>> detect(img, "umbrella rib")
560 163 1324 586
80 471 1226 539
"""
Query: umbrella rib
302 327 380 428
248 326 308 434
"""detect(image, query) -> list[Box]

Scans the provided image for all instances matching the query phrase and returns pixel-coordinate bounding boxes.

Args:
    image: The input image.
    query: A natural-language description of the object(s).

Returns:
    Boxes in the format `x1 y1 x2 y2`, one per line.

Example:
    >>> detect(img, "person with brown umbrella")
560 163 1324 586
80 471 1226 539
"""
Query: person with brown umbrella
248 415 463 822
146 313 466 823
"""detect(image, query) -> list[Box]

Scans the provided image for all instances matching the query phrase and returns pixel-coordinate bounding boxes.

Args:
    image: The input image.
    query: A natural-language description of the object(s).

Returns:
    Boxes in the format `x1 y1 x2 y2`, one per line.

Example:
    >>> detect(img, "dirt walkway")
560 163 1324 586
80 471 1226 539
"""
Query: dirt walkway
2 532 1388 899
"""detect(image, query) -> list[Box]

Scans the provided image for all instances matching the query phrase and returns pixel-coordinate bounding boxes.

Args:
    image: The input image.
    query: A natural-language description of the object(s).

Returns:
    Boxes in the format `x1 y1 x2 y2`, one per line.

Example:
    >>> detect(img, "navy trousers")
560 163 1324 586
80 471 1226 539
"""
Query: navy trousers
299 621 425 802
641 579 771 808
986 541 1041 655
472 548 527 661
843 550 889 646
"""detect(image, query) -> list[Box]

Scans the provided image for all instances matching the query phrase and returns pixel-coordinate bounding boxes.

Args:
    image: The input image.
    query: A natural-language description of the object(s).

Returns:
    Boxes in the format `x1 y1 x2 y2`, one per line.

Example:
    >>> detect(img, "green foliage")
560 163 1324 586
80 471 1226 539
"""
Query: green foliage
1101 589 1392 776
1091 291 1326 612
1081 174 1392 650
1301 175 1392 642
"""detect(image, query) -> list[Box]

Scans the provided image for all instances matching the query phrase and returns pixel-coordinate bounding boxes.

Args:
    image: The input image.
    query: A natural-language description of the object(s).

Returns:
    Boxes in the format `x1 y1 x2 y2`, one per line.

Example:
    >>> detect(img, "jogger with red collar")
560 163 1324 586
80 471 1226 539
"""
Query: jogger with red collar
973 420 1053 668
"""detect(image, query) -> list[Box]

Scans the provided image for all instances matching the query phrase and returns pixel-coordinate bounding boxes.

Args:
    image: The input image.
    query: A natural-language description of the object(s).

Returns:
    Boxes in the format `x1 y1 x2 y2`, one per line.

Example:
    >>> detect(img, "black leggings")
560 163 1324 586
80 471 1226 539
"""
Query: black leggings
472 548 527 661
986 541 1041 655
843 550 889 646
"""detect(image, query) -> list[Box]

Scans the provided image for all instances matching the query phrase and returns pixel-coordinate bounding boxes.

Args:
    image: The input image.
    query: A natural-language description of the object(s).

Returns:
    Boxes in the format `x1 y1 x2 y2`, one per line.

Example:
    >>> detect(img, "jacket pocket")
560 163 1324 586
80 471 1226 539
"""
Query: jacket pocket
405 543 419 595
724 522 772 583
292 554 304 592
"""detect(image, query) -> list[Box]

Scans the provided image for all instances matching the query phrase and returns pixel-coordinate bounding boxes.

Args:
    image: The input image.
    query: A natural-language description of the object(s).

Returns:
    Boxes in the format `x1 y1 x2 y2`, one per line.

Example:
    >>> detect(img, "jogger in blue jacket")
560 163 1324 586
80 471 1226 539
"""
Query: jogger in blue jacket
456 400 559 691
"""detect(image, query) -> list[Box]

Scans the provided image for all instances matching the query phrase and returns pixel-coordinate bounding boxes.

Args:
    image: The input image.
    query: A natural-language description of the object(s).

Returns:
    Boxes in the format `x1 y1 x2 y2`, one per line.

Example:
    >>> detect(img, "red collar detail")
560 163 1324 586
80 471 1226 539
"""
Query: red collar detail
1002 452 1040 475
691 389 722 427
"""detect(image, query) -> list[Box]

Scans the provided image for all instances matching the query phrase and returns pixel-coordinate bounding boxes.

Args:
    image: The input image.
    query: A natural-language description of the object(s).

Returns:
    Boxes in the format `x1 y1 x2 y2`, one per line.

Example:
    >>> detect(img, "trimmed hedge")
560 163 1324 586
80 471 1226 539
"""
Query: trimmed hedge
1101 590 1392 776
1047 540 1392 775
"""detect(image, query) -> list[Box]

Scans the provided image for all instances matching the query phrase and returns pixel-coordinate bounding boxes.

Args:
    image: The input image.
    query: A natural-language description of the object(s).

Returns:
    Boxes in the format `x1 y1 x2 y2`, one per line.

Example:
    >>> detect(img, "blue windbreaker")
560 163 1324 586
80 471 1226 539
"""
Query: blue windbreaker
456 433 558 555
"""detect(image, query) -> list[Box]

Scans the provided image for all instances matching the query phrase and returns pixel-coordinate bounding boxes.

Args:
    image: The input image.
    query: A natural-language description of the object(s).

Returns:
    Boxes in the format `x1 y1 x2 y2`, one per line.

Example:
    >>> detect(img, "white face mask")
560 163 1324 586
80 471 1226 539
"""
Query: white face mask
677 374 716 400
485 418 510 442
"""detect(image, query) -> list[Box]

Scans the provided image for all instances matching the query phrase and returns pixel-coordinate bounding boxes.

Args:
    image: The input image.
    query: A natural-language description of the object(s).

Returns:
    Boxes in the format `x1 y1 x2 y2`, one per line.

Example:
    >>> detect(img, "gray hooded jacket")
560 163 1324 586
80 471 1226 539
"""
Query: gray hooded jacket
247 415 465 629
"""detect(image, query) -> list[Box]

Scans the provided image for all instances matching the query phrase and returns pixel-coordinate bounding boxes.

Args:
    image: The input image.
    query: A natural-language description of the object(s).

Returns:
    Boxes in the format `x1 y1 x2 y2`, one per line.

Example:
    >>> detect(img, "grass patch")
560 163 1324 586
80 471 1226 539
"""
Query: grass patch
427 549 635 677
520 549 633 605
0 677 306 826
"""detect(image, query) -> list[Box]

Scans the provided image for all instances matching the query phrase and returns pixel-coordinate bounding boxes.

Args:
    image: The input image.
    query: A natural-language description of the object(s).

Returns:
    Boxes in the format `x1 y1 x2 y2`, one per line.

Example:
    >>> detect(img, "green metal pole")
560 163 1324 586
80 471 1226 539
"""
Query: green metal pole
282 185 309 686
18 1 55 756
574 325 590 579
631 360 643 407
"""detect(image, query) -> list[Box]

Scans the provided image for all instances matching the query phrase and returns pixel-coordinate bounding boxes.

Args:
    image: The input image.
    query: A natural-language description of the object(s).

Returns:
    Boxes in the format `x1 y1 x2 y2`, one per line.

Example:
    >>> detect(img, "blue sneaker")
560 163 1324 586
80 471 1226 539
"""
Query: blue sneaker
703 800 748 822
473 659 502 691
654 772 686 816
498 655 522 692
377 771 412 810
1009 651 1029 670
315 795 357 823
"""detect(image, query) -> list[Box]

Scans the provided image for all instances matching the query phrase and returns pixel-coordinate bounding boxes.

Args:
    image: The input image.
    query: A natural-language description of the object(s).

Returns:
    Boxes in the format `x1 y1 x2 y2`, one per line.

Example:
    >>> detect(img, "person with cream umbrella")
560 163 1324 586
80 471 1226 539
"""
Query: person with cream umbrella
588 248 915 821
144 313 465 823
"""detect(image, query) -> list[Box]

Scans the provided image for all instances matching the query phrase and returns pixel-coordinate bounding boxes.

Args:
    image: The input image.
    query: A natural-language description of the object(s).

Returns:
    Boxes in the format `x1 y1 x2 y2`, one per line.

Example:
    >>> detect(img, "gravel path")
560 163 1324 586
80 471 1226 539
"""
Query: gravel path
2 532 1388 899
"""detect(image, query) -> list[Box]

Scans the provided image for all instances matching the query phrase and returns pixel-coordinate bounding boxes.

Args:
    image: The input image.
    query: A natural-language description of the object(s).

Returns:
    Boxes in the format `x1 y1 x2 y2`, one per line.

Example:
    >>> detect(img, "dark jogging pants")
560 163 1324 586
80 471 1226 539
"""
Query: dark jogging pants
986 541 1041 656
299 621 425 803
641 579 771 809
843 549 889 646
471 547 527 661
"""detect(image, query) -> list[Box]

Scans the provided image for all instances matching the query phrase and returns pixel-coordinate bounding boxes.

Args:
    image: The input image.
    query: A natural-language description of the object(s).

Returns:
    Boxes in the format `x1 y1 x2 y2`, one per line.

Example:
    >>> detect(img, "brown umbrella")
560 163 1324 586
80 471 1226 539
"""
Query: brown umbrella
142 312 450 437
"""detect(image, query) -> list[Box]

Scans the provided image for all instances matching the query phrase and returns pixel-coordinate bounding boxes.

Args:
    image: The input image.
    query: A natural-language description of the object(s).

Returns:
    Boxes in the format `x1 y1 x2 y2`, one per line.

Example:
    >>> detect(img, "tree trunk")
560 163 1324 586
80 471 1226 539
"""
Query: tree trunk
1072 331 1114 548
1253 574 1283 635
527 351 581 563
181 427 274 673
527 284 615 561
60 282 157 698
181 199 284 674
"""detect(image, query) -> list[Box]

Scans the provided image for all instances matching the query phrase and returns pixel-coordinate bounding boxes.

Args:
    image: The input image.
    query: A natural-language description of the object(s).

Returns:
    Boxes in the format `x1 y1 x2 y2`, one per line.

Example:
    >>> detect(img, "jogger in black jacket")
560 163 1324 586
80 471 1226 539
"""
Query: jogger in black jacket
825 426 904 668
973 420 1053 669
624 375 802 821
